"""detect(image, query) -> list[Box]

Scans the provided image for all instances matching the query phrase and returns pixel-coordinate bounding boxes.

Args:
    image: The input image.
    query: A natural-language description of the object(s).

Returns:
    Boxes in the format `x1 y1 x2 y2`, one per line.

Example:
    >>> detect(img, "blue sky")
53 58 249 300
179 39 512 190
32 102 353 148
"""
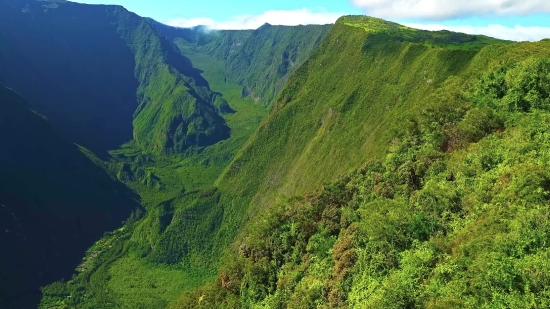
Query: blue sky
75 0 361 21
74 0 550 41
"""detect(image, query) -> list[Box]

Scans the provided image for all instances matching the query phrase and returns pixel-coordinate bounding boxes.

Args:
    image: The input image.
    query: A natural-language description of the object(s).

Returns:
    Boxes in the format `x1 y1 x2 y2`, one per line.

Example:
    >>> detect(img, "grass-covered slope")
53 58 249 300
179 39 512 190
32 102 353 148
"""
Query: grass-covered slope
0 84 141 308
0 0 228 156
172 23 550 309
216 16 513 221
341 16 506 50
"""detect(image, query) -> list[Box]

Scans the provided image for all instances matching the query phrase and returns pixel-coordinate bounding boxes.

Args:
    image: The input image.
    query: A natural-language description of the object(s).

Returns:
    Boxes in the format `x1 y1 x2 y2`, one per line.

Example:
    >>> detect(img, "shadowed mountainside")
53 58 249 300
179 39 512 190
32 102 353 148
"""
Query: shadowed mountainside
0 0 229 157
0 84 142 308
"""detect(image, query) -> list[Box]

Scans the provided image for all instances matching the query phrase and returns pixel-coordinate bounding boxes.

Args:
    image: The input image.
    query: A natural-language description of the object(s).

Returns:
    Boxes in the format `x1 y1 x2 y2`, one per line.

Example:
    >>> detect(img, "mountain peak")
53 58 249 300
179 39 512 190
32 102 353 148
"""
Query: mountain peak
338 15 508 50
258 22 272 29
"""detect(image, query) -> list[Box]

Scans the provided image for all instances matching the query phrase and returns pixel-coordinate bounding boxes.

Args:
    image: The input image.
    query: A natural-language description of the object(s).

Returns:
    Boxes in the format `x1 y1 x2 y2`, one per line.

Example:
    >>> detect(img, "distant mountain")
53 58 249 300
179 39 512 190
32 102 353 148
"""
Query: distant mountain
152 21 332 106
0 0 229 156
0 84 141 308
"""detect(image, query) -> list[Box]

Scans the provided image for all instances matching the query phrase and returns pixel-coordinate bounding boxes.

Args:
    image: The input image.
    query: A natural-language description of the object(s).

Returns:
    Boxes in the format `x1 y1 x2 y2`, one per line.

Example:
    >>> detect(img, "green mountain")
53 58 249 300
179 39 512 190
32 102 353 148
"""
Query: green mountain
214 15 510 229
223 23 332 105
3 2 550 308
169 17 550 308
0 0 229 156
0 84 141 308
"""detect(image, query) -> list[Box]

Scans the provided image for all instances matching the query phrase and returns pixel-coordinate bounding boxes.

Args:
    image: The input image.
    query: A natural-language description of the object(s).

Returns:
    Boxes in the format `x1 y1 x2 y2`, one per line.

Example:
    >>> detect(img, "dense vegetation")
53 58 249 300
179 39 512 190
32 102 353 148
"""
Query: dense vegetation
172 45 550 309
2 2 550 308
0 84 141 308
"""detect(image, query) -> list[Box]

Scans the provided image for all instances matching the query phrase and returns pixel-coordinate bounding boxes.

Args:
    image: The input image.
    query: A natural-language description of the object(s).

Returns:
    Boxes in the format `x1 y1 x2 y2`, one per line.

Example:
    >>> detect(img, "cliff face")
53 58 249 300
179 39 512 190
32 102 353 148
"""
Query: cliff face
0 0 229 156
0 84 141 308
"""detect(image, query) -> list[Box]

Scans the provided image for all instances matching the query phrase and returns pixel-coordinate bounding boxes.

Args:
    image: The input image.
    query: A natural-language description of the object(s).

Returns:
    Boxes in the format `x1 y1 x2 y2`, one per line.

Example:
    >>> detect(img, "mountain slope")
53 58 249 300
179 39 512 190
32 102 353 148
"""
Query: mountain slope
154 22 332 106
0 84 141 308
0 0 228 156
170 18 550 308
216 16 511 223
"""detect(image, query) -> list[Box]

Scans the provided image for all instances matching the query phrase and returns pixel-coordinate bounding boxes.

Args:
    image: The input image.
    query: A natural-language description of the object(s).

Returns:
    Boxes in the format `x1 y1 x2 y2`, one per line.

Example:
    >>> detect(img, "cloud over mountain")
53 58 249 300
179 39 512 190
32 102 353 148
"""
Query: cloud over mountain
351 0 550 20
166 8 342 30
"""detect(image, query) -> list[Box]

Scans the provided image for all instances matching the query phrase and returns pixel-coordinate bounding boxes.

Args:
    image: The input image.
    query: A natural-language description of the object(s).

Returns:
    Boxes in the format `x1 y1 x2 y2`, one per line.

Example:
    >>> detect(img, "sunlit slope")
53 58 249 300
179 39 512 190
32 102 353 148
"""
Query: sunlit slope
172 19 550 309
218 16 513 220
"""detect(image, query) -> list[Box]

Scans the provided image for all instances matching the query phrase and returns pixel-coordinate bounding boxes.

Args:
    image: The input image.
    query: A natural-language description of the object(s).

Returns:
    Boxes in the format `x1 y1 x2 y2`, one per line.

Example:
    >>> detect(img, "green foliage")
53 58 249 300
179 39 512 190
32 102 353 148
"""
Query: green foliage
474 57 550 112
174 54 550 308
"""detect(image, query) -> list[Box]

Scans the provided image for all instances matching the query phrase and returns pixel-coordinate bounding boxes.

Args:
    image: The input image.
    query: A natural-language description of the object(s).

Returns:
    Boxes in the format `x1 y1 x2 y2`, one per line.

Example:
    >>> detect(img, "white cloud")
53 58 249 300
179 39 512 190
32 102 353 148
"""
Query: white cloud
404 23 550 41
351 0 550 20
166 8 343 30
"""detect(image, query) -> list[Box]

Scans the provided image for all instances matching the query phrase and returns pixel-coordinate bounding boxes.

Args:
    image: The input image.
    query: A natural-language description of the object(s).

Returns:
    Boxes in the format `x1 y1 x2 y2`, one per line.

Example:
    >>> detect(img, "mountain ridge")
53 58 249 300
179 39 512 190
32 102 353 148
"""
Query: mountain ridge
0 0 230 156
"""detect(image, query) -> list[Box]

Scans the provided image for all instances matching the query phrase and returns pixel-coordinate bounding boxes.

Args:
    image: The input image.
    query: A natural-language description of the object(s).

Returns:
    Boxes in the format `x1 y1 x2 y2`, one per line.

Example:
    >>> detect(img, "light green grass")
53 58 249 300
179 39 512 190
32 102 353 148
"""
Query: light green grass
107 254 205 308
342 15 509 50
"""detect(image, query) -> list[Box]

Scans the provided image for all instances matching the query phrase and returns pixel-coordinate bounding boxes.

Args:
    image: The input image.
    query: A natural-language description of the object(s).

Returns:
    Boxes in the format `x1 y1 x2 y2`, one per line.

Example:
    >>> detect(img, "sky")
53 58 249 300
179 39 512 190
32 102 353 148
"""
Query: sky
74 0 550 41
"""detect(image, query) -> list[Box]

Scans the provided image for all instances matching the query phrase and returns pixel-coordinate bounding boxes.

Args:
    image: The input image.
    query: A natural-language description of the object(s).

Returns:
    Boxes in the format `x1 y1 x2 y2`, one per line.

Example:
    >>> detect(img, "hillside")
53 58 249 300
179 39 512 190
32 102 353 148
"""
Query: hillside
0 0 229 156
171 18 550 308
225 23 332 105
216 16 512 226
0 84 141 308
